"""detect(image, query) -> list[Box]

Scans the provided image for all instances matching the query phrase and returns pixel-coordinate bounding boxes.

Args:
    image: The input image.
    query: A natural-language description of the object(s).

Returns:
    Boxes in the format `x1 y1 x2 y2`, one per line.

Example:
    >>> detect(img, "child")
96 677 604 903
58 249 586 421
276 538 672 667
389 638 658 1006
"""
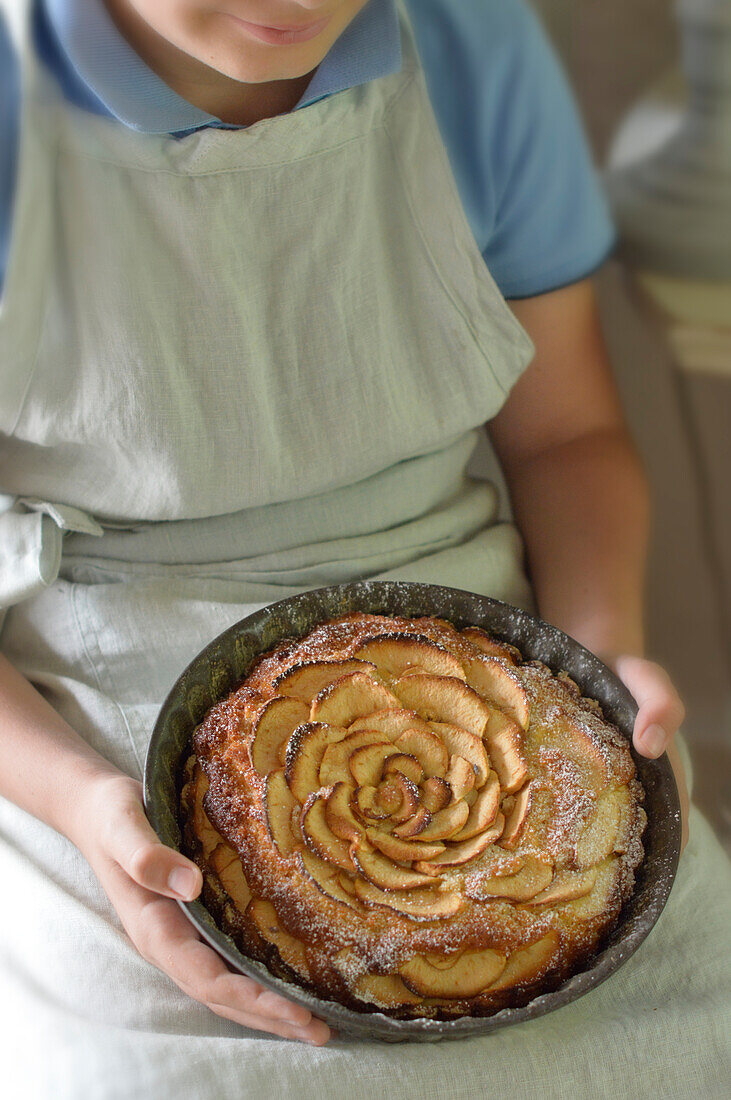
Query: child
0 2 728 1097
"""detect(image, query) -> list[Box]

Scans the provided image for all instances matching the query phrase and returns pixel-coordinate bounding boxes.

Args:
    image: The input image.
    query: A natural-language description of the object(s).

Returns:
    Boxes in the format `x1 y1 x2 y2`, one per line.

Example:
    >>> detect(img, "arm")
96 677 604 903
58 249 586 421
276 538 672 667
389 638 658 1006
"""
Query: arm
0 10 20 296
0 651 331 1043
488 278 689 846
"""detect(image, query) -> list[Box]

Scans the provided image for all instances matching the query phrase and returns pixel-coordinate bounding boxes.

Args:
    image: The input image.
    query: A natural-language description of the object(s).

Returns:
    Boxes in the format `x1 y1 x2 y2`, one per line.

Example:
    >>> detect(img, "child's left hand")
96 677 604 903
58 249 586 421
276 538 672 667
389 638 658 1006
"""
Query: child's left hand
610 654 690 854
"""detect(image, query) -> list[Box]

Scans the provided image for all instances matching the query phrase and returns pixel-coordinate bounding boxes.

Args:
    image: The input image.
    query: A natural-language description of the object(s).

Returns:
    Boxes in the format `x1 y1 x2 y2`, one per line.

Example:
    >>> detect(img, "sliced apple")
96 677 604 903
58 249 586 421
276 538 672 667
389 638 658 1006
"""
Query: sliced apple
310 671 401 727
324 780 364 842
483 710 527 794
285 722 349 804
386 773 421 823
451 771 500 841
464 856 553 902
420 776 452 813
382 752 424 786
564 858 618 921
415 798 470 841
353 633 466 682
399 948 506 998
354 878 464 921
365 827 446 862
575 790 624 868
414 824 501 873
352 784 391 822
319 728 390 786
263 769 301 856
191 766 221 860
392 674 492 739
348 741 397 787
526 867 598 907
392 805 432 838
347 707 432 741
563 716 612 784
428 722 489 786
463 656 530 730
289 802 304 845
499 783 532 850
296 848 359 909
481 810 505 842
246 898 309 976
394 727 449 778
485 931 560 992
209 842 252 911
423 951 463 970
337 871 357 896
352 971 424 1007
613 788 641 855
374 778 403 814
249 696 310 775
274 659 376 703
444 755 475 801
351 841 437 890
300 792 355 871
461 626 520 664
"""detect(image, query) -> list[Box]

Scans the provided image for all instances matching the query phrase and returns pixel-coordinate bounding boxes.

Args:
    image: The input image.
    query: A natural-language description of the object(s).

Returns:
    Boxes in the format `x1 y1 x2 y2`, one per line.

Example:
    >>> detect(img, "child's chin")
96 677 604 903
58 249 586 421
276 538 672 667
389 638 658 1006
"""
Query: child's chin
194 39 325 85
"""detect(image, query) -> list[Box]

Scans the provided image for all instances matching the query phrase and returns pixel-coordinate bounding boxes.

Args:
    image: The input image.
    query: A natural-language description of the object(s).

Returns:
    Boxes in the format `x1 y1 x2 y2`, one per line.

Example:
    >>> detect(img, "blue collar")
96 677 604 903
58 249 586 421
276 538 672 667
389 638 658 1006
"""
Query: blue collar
39 0 402 134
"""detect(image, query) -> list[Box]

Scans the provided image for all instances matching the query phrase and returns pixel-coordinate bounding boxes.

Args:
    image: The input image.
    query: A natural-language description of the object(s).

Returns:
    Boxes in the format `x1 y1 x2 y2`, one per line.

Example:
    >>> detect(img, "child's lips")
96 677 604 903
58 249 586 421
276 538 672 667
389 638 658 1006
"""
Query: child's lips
224 13 332 45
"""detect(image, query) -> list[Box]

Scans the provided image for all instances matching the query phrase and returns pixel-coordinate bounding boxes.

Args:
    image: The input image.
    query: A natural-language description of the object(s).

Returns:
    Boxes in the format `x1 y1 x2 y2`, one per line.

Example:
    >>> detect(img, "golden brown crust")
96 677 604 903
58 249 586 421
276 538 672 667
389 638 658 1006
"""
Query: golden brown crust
179 612 645 1018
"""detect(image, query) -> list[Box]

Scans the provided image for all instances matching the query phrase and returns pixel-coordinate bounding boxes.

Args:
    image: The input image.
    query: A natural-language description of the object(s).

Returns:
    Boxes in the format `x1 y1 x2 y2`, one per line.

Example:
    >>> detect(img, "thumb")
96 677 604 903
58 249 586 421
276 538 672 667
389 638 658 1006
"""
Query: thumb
106 780 203 901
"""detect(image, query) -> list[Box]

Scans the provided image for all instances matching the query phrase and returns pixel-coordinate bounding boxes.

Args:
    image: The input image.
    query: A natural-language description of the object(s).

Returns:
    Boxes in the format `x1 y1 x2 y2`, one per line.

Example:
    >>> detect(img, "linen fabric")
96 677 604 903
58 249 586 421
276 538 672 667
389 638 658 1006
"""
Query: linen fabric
0 0 615 298
0 1 729 1098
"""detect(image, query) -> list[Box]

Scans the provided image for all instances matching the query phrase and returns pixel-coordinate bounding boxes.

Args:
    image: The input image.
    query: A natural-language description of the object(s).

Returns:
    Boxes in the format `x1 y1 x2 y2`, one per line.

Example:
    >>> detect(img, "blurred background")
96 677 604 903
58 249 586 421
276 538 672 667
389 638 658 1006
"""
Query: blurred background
472 0 731 852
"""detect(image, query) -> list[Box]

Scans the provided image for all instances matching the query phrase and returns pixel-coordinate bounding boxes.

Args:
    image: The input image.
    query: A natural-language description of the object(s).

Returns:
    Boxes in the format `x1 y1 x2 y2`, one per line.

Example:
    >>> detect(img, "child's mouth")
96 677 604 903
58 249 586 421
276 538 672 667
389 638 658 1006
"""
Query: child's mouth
224 13 332 46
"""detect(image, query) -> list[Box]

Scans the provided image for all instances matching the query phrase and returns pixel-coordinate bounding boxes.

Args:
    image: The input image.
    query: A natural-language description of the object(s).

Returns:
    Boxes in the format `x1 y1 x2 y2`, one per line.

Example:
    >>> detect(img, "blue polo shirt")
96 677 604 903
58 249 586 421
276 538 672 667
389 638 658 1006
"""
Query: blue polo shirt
0 0 614 299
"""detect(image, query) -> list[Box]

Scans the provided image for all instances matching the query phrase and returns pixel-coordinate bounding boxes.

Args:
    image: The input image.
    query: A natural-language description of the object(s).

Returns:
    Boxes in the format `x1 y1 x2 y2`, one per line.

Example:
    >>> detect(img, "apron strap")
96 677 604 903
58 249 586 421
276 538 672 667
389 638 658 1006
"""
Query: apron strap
0 495 103 609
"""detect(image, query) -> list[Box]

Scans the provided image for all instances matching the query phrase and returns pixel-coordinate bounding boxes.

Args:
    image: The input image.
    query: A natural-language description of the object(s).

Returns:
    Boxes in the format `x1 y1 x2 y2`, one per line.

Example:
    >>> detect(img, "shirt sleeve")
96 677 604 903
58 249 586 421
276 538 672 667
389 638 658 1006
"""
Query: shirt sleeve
0 10 20 295
408 0 616 300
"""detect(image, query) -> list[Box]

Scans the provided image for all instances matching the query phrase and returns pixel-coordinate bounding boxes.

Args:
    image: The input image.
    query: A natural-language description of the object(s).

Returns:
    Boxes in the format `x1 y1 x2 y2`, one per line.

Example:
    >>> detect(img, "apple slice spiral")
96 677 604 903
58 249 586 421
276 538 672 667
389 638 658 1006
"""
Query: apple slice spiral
181 613 646 1017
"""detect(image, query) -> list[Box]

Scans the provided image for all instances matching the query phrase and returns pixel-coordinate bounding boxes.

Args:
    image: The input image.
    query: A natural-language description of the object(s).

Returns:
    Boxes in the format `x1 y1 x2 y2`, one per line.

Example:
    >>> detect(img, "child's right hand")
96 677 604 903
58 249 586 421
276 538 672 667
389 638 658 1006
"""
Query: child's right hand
75 772 333 1046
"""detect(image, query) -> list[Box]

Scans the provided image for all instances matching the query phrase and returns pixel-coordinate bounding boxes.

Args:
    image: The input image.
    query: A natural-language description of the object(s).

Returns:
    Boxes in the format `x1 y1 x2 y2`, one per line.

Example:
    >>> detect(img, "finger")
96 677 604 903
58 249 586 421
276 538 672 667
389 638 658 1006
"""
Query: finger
613 657 686 758
105 784 203 900
208 999 332 1045
103 864 325 1034
150 902 329 1038
150 908 321 1031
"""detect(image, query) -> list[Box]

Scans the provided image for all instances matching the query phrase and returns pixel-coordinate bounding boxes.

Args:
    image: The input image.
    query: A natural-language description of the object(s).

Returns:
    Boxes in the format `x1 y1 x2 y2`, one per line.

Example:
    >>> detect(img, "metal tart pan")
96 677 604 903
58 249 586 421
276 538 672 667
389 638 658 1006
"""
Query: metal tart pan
144 580 681 1042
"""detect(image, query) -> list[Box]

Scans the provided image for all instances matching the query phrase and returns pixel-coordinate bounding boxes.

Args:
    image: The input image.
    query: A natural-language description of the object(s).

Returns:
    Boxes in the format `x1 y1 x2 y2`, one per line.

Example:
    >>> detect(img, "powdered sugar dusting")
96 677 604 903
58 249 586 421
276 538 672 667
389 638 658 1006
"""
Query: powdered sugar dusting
180 596 646 1021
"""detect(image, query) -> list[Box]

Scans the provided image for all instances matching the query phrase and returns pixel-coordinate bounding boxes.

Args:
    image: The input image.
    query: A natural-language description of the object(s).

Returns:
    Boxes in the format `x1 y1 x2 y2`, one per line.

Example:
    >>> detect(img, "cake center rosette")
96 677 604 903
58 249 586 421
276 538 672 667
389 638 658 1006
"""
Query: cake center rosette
261 632 536 919
183 614 645 1012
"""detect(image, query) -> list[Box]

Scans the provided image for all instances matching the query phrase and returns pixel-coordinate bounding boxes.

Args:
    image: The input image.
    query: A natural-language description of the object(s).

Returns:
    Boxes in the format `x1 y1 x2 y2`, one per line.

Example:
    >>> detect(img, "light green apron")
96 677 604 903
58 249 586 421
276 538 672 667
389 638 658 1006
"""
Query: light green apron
0 2 728 1098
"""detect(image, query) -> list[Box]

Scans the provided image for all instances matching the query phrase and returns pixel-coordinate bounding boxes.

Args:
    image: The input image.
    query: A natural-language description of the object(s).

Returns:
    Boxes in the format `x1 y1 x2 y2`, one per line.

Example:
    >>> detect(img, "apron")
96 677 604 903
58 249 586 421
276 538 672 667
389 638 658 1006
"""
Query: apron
0 2 729 1097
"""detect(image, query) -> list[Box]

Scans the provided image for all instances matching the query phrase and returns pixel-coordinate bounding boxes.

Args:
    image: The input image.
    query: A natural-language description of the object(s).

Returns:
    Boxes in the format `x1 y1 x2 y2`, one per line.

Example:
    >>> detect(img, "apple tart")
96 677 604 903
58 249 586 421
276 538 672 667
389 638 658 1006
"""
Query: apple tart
179 612 646 1018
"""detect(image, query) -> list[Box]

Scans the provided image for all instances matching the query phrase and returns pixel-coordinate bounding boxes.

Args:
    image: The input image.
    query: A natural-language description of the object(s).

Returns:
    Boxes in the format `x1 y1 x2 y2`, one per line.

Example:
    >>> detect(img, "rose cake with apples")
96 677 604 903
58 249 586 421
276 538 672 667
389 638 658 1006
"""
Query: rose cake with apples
179 612 646 1018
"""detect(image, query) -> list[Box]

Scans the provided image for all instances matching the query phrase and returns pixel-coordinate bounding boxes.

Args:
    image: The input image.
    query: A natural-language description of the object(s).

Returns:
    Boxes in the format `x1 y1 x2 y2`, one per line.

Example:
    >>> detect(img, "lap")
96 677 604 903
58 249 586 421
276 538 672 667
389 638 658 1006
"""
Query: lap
1 789 728 1100
1 568 728 1099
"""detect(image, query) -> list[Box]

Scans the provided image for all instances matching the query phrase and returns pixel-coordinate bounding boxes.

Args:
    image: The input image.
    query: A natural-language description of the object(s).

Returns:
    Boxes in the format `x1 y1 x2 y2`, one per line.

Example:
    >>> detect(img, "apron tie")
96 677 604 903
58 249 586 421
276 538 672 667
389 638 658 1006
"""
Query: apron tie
0 495 104 610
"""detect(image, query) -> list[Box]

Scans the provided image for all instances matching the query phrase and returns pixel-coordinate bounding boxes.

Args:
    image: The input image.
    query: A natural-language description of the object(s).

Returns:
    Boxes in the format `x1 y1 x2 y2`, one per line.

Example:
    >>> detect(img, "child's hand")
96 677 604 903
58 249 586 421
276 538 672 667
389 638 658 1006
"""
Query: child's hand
75 773 333 1045
612 655 690 853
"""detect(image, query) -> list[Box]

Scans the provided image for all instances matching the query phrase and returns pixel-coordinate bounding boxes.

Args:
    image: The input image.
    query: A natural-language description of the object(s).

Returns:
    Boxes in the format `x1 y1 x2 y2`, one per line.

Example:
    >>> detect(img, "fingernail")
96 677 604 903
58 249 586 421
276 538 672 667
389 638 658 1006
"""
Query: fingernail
640 724 667 759
168 866 199 898
298 1025 327 1042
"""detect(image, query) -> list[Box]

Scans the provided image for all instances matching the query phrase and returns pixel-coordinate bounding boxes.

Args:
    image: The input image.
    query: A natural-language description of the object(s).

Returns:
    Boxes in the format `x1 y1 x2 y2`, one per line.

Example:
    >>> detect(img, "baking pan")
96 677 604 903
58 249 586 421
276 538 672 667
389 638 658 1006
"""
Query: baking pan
144 580 681 1042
